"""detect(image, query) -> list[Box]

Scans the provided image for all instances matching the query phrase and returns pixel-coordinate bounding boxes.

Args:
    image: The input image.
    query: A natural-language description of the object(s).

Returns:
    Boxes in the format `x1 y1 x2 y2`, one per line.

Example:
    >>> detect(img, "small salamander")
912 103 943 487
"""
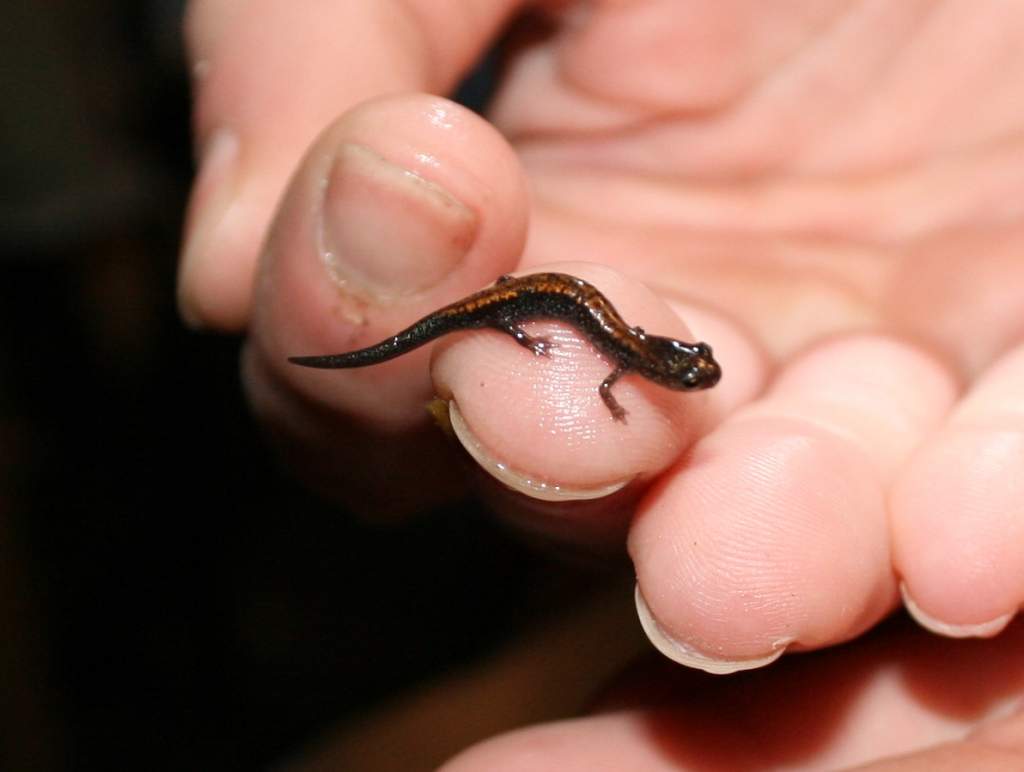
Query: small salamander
289 272 721 421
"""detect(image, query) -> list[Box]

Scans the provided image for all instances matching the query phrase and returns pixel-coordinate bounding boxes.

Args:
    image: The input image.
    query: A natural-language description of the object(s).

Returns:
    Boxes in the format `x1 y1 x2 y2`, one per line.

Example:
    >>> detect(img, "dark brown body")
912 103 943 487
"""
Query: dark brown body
289 272 721 421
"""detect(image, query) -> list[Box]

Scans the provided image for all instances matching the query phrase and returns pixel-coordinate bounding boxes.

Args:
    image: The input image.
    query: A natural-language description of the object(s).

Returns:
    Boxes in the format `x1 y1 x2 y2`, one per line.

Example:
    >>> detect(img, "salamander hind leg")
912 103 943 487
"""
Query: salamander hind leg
599 367 628 422
497 322 553 356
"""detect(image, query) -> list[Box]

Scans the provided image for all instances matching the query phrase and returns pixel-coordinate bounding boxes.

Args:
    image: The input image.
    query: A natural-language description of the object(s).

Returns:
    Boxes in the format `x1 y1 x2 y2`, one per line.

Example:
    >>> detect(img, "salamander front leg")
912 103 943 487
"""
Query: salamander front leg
599 367 628 422
498 323 554 357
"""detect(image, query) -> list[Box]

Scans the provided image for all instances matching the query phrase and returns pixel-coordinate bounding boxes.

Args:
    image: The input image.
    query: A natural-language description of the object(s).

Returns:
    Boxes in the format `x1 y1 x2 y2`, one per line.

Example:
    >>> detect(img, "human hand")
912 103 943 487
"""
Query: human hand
440 615 1024 771
181 1 1024 766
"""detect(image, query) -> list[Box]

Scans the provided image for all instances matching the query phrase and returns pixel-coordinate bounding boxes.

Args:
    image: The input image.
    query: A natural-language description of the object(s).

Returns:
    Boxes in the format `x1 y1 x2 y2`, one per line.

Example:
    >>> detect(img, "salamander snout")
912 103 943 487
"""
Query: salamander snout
684 343 721 389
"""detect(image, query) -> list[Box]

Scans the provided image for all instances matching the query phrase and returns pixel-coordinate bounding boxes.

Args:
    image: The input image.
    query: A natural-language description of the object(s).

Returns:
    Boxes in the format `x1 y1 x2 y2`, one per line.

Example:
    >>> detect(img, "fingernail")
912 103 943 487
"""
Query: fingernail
900 582 1014 638
319 144 478 298
635 585 791 674
448 400 631 501
178 128 241 328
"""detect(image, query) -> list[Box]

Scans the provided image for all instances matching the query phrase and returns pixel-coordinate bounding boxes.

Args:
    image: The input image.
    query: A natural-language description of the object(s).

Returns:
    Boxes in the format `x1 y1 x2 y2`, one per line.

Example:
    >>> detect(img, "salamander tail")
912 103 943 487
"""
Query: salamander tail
287 354 360 368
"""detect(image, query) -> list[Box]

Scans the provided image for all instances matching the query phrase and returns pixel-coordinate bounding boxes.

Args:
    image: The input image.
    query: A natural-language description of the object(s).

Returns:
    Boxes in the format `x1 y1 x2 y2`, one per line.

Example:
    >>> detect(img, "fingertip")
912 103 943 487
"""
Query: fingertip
431 262 713 489
891 345 1024 631
901 582 1014 639
448 401 632 502
635 584 789 674
630 337 951 664
631 417 891 663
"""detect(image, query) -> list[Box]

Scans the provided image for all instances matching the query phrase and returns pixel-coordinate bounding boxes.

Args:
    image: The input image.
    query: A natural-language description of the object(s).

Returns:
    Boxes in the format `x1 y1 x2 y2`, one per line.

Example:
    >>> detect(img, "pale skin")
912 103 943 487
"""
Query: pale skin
182 1 1024 768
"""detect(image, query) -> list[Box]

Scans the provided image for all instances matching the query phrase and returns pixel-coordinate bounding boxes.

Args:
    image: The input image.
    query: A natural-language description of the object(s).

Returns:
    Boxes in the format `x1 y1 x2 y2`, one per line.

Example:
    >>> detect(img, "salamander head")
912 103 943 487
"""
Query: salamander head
640 338 721 391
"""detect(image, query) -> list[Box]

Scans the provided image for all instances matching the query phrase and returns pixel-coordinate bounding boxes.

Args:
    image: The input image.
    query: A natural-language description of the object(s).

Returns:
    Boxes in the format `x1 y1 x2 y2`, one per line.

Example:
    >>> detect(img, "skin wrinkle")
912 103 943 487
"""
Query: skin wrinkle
511 3 870 138
851 6 1024 165
773 0 942 169
505 3 1007 177
737 341 959 480
522 137 1024 242
524 186 886 357
567 3 850 113
528 176 889 286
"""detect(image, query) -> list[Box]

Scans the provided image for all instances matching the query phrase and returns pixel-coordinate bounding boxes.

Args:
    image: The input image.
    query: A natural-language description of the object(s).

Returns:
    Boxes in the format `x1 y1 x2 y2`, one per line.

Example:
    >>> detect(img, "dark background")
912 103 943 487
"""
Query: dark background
0 2 550 768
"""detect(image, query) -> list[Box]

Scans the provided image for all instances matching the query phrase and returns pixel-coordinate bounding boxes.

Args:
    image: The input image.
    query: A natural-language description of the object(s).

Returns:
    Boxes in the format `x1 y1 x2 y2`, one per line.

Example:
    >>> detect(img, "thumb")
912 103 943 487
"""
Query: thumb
242 93 529 515
180 0 524 330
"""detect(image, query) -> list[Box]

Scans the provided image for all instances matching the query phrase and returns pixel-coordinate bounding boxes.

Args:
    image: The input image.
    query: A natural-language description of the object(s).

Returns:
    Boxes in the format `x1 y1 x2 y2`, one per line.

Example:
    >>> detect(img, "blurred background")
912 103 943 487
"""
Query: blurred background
0 2 586 768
